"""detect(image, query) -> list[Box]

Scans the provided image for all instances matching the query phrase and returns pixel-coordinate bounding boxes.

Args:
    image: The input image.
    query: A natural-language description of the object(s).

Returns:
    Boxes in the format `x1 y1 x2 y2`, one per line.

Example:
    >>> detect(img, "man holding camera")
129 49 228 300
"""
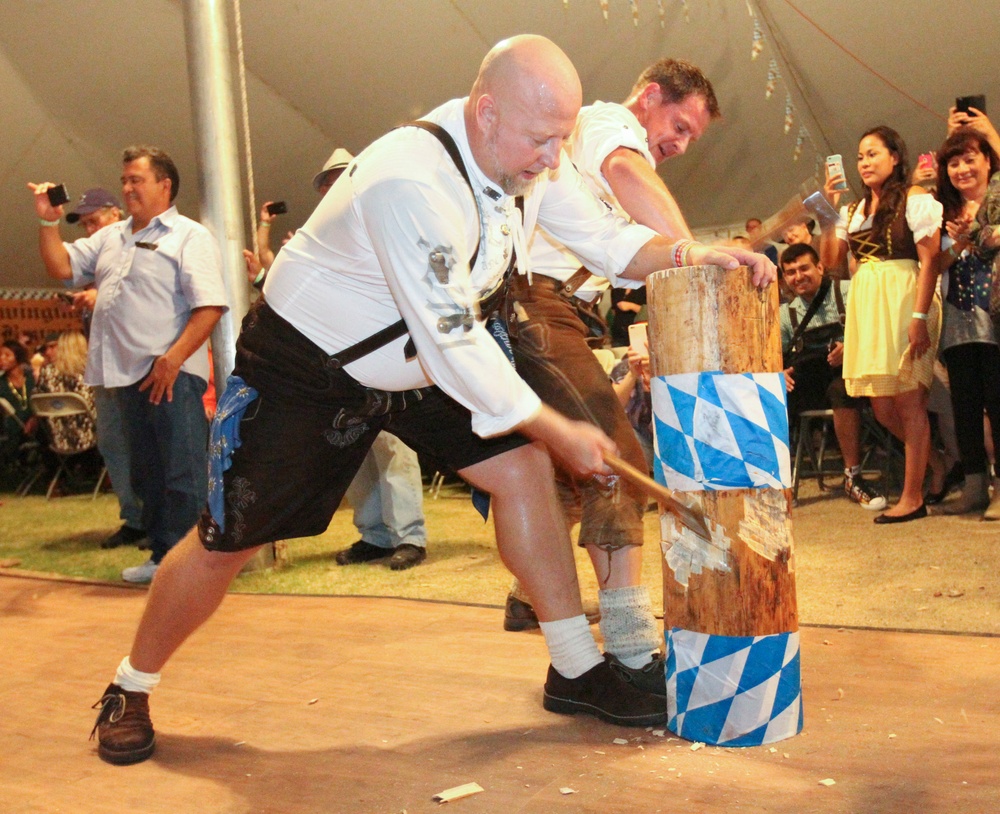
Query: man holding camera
29 146 228 581
780 243 885 510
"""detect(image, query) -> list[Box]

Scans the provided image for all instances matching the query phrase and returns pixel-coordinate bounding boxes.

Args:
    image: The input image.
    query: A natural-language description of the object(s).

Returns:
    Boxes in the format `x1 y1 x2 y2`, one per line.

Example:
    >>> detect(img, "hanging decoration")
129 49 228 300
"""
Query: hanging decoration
599 0 609 20
751 15 764 60
765 58 779 99
656 0 666 27
793 125 808 161
746 1 824 168
628 0 639 26
681 0 690 23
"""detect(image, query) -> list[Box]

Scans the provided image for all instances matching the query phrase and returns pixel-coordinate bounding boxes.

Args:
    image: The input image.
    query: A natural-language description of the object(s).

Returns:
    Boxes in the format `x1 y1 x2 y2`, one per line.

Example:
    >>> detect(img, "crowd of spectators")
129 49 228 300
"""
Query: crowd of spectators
596 105 1000 523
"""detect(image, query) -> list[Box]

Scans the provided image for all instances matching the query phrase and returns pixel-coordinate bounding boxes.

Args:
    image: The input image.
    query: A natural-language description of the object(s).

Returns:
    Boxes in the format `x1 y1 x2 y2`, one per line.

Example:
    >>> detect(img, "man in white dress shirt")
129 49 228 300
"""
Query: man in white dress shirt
88 36 773 766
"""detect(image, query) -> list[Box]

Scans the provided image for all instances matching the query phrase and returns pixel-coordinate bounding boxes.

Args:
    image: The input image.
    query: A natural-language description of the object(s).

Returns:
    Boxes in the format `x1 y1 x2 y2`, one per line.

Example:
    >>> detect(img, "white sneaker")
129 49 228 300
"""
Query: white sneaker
122 558 159 584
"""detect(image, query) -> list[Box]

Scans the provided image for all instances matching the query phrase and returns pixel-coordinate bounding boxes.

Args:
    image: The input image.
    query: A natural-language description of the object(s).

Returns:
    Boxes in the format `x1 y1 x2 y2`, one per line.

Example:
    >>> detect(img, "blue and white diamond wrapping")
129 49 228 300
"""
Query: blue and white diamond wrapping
651 371 790 491
666 628 803 746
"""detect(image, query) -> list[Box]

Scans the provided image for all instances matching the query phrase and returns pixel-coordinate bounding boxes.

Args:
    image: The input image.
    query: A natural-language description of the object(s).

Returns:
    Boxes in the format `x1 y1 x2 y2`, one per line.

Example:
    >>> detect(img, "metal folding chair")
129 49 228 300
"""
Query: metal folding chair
28 391 107 500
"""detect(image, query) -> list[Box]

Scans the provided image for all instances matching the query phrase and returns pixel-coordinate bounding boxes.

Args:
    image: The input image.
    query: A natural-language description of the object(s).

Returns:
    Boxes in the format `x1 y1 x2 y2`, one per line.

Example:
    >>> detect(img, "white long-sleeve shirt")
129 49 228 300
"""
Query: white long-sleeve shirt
264 98 657 437
529 101 655 301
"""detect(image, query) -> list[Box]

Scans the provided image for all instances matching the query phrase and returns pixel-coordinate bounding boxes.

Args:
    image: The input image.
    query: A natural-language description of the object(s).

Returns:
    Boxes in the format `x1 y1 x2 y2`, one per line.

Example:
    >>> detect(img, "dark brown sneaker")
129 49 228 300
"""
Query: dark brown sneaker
334 540 392 566
90 683 155 765
542 654 667 727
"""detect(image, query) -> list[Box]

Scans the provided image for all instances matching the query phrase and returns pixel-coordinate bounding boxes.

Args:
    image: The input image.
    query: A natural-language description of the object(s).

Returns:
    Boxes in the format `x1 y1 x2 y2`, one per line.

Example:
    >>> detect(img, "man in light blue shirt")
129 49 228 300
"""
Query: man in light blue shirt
30 145 228 582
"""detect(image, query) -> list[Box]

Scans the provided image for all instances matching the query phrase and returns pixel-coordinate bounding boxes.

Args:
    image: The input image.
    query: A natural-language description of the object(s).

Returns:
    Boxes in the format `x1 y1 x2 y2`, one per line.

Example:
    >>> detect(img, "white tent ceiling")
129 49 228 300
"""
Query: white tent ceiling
2 0 996 288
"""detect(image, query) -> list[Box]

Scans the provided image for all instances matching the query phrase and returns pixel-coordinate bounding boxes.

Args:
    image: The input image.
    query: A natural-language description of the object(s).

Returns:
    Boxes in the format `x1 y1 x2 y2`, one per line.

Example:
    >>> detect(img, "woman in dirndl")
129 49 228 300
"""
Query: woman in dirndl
820 125 943 523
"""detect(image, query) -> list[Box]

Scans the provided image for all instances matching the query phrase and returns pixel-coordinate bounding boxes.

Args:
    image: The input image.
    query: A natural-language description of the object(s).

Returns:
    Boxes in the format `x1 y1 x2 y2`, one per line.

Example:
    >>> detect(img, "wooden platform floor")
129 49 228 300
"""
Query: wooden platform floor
3 572 998 814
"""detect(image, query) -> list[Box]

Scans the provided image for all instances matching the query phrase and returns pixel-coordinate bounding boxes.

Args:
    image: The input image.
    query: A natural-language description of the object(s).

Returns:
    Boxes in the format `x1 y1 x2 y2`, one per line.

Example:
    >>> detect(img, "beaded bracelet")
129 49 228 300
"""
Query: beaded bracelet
672 239 696 268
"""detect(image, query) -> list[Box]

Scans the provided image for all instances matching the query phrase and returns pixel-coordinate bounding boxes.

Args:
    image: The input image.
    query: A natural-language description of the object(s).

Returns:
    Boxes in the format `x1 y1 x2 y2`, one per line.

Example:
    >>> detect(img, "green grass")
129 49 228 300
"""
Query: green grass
0 485 654 608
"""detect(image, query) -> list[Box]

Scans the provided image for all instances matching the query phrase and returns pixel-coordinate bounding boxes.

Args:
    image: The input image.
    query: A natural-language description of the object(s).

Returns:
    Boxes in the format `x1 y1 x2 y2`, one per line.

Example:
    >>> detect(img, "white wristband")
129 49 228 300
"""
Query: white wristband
39 218 60 227
911 312 928 321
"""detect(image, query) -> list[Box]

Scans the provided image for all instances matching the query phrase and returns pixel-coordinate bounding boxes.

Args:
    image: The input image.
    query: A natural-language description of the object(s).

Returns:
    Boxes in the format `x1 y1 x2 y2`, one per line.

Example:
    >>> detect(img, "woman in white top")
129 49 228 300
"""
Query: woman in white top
820 125 944 524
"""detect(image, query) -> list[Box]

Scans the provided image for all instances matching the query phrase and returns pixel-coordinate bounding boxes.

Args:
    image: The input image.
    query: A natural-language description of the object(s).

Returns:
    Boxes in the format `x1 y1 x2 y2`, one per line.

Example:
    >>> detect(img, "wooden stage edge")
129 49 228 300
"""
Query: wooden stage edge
2 572 998 814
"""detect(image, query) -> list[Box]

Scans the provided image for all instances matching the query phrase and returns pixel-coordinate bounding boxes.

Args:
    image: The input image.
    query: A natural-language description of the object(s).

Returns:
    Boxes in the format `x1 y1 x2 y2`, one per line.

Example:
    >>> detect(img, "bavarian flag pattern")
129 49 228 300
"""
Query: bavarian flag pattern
651 371 790 491
666 628 803 746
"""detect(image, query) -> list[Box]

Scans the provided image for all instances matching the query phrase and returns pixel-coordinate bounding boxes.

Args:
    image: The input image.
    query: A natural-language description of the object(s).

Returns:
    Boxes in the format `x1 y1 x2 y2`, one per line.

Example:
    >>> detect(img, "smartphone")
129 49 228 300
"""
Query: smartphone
47 183 70 207
825 155 848 191
956 95 986 115
628 322 649 358
265 201 288 216
917 152 936 171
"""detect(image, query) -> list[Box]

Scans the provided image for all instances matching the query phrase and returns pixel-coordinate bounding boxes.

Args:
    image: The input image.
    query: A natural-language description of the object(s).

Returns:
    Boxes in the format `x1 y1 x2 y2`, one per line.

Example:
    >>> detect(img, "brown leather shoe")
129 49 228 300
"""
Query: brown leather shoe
388 544 426 570
334 540 392 566
503 593 602 632
90 683 155 765
503 593 541 631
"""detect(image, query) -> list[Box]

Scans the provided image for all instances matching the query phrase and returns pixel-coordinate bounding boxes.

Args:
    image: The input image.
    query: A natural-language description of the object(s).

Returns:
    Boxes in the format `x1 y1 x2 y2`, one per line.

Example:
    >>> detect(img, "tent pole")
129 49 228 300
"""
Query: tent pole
182 0 249 394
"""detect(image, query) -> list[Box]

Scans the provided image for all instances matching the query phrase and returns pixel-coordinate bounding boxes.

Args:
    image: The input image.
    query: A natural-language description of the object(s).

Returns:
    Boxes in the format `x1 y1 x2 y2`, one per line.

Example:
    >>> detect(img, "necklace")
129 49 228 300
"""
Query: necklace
6 376 27 409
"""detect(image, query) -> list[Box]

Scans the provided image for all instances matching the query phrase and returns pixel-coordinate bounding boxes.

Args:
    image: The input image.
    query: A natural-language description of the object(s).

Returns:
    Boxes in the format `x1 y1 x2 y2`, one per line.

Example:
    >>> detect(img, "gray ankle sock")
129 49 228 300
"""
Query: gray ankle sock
598 585 661 669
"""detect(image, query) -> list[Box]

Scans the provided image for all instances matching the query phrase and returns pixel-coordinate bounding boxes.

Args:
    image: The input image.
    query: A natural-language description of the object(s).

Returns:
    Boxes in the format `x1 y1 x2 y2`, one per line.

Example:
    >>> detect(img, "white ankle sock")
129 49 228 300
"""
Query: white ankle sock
598 585 661 669
539 615 603 679
845 464 861 478
114 656 161 694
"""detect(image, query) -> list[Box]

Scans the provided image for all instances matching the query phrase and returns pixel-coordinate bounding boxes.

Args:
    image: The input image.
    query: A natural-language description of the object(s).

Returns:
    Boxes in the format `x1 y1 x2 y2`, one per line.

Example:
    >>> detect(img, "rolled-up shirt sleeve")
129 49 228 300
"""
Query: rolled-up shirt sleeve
178 228 229 310
357 175 541 438
535 159 659 289
64 230 108 287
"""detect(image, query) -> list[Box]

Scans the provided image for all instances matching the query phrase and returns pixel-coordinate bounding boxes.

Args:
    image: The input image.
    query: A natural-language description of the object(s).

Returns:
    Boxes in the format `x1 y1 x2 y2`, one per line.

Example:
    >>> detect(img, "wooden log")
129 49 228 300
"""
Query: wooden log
647 264 795 635
647 264 801 746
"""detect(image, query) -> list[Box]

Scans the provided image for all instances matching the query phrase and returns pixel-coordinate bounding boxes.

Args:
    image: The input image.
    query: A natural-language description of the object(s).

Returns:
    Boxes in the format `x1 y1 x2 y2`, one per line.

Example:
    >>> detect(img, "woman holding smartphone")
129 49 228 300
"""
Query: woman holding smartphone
820 126 944 523
935 125 1000 518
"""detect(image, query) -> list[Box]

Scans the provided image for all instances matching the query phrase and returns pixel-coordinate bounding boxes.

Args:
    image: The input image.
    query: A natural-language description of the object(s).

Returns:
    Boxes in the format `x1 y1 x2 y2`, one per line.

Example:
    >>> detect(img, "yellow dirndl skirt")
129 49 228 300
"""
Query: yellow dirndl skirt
842 258 941 398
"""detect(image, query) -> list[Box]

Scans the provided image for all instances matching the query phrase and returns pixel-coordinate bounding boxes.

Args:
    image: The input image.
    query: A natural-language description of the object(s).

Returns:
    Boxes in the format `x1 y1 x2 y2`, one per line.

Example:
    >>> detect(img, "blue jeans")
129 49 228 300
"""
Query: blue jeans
93 386 144 530
347 432 427 549
118 372 208 562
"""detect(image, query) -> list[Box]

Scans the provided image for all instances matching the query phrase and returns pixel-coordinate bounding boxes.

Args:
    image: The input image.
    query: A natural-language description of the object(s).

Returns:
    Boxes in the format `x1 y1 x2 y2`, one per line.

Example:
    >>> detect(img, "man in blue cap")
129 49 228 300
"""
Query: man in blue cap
65 188 148 550
65 188 125 237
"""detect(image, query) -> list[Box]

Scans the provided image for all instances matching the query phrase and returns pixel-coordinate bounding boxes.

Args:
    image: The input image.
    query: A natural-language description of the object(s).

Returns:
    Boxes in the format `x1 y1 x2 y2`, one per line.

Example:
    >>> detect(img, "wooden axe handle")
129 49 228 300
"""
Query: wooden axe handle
602 452 711 539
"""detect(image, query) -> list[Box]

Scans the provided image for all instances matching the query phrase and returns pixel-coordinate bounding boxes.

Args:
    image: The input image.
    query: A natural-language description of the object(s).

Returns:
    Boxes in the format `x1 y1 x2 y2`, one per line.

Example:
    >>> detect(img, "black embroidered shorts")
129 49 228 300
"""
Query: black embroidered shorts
197 301 528 552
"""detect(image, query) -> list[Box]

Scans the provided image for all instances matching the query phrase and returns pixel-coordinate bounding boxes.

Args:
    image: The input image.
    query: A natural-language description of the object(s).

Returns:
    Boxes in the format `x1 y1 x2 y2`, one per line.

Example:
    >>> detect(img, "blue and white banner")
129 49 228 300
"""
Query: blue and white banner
651 371 790 492
666 628 803 747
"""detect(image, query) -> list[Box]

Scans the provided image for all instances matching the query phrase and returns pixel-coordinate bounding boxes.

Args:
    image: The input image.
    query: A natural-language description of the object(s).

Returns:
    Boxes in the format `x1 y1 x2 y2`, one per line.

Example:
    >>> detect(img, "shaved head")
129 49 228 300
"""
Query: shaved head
472 35 582 118
466 35 582 195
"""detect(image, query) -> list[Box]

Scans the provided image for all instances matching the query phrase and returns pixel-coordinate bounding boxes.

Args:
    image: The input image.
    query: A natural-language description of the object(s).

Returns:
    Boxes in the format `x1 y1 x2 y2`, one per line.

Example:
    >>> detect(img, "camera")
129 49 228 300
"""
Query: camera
47 183 70 207
265 201 288 216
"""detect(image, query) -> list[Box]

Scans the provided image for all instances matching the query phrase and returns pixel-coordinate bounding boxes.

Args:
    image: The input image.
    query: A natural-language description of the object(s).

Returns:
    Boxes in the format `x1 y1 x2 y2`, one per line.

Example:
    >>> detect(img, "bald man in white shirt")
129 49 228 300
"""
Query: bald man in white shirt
88 35 773 766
